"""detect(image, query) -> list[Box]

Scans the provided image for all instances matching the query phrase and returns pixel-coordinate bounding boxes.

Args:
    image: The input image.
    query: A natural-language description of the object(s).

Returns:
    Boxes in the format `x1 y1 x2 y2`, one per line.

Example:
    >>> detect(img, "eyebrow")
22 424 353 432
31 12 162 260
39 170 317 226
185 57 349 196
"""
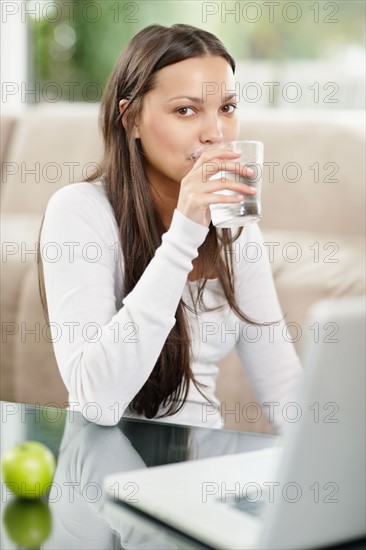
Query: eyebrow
167 93 238 103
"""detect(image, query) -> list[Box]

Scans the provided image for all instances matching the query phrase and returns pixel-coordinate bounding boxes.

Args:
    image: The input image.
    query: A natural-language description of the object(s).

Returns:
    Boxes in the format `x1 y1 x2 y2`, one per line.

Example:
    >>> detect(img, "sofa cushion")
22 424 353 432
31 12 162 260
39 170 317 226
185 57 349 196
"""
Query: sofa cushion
0 114 17 170
262 229 365 352
1 103 102 216
0 258 27 401
0 214 45 401
238 109 365 237
13 263 68 407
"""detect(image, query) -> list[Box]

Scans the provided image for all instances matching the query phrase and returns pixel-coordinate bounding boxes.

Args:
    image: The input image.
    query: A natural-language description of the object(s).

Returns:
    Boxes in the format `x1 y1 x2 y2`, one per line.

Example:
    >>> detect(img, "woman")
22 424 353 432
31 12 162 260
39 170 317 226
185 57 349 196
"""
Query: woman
38 23 302 432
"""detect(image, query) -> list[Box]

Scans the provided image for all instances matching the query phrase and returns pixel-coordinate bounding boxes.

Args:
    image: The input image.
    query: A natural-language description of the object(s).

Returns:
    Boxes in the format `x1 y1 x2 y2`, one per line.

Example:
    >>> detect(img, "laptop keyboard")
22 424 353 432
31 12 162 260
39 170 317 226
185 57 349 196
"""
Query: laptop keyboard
228 496 266 517
217 489 269 518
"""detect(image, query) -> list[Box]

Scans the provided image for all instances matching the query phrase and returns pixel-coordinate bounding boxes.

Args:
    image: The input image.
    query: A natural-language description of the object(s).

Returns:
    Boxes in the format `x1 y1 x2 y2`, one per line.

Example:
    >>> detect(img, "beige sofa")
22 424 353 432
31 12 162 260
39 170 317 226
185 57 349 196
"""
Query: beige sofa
1 104 365 433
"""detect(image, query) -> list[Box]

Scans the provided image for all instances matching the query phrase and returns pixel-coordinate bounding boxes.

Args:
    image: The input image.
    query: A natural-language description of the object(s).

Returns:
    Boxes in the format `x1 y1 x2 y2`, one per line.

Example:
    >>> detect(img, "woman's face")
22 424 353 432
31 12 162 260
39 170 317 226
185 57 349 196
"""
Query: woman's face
134 55 240 189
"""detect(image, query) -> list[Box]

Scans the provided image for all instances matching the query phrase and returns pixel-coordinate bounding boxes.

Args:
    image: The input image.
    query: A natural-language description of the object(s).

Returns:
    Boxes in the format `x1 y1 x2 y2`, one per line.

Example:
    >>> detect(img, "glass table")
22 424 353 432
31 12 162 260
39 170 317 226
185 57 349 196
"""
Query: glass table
1 401 365 550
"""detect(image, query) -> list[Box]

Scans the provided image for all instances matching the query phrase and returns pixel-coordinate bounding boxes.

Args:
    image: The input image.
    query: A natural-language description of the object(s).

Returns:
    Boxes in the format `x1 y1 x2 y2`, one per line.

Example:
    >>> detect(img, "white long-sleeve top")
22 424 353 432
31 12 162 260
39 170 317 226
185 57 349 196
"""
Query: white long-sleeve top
40 180 302 432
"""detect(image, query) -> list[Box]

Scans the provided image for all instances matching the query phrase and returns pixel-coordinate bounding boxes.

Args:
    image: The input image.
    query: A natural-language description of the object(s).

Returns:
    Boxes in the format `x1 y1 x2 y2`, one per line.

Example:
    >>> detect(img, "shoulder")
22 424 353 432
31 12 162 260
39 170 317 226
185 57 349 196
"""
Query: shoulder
45 180 115 221
46 180 107 208
41 180 120 248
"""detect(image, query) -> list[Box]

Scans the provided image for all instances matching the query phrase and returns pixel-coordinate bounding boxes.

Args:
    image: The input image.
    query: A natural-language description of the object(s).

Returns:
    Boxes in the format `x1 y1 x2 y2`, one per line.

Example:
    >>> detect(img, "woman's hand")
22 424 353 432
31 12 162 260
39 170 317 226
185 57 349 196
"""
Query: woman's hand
176 147 256 227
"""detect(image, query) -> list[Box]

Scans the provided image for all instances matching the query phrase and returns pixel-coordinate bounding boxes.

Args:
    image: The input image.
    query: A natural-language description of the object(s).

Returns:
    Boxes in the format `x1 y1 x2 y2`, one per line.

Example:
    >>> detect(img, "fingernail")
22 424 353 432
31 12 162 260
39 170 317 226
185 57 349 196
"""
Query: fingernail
246 168 254 176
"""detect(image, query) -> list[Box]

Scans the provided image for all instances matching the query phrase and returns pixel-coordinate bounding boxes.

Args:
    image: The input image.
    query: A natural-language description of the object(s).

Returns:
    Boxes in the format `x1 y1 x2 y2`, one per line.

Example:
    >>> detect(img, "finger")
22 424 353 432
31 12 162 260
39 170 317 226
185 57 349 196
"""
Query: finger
196 192 244 206
202 162 255 182
191 148 241 166
204 178 257 195
191 159 255 181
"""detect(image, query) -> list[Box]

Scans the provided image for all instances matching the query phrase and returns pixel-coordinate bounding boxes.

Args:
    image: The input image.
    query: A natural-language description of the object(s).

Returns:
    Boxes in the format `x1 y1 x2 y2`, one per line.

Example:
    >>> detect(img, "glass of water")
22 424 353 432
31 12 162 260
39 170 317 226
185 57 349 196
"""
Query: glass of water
191 140 264 228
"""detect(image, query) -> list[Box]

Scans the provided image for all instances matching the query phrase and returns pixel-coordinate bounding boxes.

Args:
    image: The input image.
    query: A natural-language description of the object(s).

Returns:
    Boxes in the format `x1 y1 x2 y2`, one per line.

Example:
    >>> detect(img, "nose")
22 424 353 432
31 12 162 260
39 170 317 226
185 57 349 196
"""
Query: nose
199 114 223 145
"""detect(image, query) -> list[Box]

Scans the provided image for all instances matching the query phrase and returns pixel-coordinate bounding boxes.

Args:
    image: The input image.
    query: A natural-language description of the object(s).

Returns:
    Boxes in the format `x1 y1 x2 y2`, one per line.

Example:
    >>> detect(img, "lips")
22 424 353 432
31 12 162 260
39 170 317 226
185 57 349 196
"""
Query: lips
191 143 223 162
190 146 209 162
190 150 201 162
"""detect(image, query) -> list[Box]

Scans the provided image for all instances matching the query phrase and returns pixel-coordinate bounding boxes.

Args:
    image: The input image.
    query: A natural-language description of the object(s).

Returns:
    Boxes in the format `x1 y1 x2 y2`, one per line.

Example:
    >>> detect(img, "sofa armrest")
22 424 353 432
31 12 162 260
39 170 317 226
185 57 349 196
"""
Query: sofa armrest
13 263 68 407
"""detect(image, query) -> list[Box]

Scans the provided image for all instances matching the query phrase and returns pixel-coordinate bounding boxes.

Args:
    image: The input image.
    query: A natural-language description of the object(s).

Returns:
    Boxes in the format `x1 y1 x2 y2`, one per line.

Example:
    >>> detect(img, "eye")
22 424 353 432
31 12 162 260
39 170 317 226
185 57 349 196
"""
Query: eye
176 107 195 117
221 104 237 114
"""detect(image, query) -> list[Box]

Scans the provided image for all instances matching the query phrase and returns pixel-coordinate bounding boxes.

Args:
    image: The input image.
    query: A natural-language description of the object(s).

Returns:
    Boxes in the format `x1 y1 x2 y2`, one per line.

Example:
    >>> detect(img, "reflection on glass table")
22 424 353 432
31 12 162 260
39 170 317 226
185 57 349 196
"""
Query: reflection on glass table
1 401 277 550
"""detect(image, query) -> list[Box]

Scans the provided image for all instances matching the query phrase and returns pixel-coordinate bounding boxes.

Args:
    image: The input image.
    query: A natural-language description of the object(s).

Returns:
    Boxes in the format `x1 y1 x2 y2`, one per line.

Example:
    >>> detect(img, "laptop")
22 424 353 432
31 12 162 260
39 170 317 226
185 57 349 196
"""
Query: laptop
104 297 366 549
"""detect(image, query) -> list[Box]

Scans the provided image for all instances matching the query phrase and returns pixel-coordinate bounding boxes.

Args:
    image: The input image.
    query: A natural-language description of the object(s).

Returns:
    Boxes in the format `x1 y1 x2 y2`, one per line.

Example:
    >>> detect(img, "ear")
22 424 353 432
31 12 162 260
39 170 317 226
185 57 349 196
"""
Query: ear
118 99 140 139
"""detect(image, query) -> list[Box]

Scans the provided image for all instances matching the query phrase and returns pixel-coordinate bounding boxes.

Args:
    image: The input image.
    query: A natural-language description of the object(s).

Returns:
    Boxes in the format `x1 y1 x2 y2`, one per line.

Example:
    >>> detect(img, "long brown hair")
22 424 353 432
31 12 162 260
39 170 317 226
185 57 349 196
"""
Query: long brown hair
38 24 271 419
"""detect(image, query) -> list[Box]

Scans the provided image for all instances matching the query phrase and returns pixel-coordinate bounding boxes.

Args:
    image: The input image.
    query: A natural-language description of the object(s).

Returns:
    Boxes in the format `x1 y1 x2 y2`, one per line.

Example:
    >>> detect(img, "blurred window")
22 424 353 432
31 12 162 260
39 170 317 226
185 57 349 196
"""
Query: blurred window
27 0 365 109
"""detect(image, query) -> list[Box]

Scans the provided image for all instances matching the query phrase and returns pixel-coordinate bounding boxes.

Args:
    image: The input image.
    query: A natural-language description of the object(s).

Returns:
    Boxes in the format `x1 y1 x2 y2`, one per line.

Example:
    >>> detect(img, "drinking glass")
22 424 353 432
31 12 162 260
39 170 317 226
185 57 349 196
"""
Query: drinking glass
191 140 264 228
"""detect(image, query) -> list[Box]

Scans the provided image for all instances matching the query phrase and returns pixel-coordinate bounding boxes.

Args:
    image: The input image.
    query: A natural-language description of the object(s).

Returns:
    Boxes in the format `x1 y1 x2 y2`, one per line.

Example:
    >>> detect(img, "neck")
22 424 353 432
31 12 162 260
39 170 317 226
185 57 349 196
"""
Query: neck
146 168 180 230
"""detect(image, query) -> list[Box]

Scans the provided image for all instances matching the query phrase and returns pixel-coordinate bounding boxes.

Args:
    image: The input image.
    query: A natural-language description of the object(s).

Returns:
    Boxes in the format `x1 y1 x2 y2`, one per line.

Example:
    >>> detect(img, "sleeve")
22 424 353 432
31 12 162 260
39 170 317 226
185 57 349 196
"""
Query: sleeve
40 185 209 426
233 222 303 435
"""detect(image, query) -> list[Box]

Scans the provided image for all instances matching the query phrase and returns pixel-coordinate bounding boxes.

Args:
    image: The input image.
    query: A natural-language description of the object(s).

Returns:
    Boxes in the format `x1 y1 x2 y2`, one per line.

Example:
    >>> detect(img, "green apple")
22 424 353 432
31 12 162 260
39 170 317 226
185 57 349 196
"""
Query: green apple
1 441 56 499
3 498 52 547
